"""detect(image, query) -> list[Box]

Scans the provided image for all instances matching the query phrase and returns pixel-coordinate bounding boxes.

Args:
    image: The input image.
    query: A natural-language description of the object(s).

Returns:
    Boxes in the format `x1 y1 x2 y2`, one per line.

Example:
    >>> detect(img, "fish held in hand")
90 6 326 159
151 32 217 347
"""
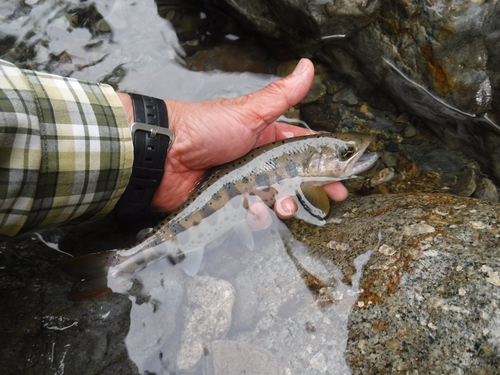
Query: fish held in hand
61 133 378 300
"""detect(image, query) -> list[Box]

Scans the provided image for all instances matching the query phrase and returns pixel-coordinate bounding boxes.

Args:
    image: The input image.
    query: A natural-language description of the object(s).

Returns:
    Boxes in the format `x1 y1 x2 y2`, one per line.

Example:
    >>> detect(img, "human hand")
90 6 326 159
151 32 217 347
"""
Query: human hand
118 58 348 221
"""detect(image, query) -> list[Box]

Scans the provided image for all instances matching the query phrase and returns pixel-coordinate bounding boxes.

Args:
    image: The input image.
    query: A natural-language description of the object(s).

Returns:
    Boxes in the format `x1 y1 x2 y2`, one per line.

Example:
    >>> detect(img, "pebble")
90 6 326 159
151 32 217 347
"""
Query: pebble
403 124 419 138
371 168 396 186
378 244 397 256
332 87 359 105
381 151 399 168
176 276 235 372
310 351 327 372
452 169 477 197
473 177 499 202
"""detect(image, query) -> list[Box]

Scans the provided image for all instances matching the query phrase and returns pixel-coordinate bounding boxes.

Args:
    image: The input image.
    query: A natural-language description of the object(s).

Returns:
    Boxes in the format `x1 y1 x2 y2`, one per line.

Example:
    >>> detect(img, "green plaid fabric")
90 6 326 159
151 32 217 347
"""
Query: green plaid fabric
0 60 133 237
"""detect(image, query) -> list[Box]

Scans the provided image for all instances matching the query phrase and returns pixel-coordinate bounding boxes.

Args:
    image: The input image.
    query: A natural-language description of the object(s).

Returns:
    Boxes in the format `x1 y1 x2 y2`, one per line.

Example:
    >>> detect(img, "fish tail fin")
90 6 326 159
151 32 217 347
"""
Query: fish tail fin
67 279 113 301
60 251 117 301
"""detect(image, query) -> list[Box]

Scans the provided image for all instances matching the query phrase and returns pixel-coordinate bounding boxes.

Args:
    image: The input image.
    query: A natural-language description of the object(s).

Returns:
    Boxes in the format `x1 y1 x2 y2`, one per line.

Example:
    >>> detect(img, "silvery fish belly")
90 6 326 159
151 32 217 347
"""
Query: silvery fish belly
61 133 378 300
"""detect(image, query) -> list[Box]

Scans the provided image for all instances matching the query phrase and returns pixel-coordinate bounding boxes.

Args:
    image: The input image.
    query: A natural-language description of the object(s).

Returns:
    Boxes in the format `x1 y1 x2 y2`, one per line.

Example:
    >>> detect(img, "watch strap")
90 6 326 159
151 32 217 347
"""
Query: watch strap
114 94 174 227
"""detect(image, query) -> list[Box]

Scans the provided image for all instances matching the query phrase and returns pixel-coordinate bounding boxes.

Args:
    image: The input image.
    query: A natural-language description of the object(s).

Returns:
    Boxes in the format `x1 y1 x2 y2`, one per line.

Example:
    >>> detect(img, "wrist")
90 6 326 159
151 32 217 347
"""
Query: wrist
114 93 174 228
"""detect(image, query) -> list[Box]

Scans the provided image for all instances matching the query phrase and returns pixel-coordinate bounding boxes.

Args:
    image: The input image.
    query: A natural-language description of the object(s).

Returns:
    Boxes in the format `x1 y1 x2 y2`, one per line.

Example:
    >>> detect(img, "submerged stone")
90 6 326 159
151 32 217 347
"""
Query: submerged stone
203 340 282 375
176 276 235 372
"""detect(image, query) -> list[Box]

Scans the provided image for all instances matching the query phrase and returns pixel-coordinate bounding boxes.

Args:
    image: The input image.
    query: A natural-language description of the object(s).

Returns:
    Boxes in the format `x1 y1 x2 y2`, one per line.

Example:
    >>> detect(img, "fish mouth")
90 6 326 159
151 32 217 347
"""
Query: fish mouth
351 151 379 175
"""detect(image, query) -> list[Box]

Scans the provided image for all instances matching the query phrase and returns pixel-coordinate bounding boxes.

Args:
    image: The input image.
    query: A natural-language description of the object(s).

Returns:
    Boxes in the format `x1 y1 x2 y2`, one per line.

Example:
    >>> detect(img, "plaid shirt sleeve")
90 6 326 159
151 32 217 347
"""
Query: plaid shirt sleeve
0 60 133 237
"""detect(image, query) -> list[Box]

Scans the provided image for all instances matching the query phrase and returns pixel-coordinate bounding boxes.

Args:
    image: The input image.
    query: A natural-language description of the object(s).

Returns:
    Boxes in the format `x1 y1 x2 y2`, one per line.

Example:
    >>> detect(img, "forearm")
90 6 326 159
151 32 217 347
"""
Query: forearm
0 60 133 237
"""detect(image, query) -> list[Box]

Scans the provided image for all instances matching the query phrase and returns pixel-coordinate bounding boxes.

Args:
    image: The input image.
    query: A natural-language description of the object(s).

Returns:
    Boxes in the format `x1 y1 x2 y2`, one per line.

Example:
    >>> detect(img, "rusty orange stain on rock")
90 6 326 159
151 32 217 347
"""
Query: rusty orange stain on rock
411 228 448 251
422 45 453 97
357 254 413 307
373 319 389 332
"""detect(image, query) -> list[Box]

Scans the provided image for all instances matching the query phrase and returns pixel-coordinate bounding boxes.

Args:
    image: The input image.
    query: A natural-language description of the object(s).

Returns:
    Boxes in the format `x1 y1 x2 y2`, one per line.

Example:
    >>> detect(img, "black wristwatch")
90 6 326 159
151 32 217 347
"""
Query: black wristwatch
114 94 174 227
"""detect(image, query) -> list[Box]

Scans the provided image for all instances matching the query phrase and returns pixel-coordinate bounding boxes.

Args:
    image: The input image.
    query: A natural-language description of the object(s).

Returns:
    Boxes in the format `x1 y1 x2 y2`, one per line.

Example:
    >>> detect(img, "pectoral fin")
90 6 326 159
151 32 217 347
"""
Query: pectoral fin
296 184 331 225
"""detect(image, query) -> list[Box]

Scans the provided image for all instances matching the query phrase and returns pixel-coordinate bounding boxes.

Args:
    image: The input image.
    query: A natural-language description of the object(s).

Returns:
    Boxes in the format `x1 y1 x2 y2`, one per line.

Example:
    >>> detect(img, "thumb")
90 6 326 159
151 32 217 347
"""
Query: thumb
236 58 315 131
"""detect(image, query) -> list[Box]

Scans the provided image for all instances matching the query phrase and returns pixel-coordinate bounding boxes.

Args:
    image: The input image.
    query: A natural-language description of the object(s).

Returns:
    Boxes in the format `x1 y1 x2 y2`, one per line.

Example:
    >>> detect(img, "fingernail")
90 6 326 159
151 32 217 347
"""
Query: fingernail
276 198 298 219
280 199 295 214
292 58 309 76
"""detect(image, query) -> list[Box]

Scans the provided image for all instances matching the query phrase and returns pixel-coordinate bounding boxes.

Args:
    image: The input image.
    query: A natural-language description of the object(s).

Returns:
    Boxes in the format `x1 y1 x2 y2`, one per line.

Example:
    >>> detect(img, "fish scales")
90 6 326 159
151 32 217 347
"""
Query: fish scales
61 133 378 300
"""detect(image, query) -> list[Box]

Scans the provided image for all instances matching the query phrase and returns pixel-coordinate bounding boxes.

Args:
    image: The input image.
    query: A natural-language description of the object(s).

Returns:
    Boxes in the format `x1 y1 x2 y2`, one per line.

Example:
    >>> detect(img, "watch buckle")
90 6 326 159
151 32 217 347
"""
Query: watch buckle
131 122 175 141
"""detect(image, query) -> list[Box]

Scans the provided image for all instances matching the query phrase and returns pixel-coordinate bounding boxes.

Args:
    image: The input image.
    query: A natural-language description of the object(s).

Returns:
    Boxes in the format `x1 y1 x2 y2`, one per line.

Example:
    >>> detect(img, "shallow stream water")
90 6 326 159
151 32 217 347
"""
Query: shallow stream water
2 1 497 375
0 1 372 374
0 0 276 101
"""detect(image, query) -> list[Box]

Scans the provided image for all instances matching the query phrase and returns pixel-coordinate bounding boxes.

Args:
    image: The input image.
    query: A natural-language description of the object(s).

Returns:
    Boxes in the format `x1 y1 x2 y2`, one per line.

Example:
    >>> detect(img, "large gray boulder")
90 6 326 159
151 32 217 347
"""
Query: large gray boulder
287 193 500 374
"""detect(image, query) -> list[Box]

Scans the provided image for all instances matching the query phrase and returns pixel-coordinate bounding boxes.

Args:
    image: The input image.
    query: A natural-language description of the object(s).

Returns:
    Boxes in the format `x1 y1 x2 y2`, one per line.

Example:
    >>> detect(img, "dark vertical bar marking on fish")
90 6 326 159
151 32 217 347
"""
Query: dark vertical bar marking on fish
255 173 271 188
284 159 299 177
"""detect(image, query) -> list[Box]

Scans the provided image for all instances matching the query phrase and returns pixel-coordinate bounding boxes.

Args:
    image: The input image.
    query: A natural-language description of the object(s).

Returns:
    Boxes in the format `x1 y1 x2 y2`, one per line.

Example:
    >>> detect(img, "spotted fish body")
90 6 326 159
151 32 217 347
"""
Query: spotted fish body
63 133 378 300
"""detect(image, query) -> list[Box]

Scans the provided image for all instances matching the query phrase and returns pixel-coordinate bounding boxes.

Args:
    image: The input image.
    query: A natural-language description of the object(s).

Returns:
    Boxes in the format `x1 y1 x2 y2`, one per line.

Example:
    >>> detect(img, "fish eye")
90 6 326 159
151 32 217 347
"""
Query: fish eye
339 143 356 161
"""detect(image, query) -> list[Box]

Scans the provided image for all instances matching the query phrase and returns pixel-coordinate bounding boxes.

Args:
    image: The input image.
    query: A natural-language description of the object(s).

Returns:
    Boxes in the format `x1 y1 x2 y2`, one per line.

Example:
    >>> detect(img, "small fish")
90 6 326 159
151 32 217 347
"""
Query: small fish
62 133 378 300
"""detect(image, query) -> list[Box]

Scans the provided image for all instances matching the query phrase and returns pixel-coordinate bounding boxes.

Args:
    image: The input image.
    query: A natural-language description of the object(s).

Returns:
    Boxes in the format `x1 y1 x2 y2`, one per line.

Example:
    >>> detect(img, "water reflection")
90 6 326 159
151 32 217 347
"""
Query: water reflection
0 0 276 101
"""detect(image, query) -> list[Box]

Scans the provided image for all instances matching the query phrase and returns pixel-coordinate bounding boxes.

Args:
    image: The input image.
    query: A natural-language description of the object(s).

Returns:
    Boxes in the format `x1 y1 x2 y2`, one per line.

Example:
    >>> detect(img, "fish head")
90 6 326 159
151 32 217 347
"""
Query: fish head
303 133 378 180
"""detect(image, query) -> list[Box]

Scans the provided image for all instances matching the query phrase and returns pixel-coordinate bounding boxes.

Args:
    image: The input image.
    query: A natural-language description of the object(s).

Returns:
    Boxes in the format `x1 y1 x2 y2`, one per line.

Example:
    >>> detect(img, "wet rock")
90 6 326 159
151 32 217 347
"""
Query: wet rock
124 263 185 375
370 168 395 187
309 351 328 373
301 75 327 104
385 162 443 195
176 276 235 372
203 340 283 375
208 0 283 39
232 275 259 331
185 45 273 74
287 193 500 374
230 223 364 375
452 168 477 197
206 0 500 184
0 235 138 375
473 177 500 202
332 87 359 105
397 143 470 176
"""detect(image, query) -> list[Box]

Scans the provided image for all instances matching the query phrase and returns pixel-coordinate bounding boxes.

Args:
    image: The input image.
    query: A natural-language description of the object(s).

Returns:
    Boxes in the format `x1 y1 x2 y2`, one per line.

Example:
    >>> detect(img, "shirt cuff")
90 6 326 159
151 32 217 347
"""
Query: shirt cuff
0 60 133 236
